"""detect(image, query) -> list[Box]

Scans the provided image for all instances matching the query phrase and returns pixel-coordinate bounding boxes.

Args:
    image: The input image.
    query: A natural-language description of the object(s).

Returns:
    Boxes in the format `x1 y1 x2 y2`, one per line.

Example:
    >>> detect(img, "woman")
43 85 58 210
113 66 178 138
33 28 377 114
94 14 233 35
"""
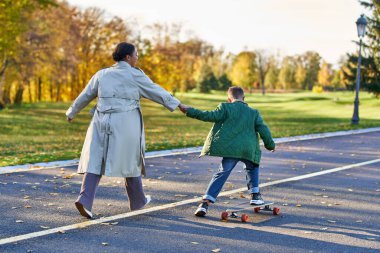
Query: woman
66 42 181 218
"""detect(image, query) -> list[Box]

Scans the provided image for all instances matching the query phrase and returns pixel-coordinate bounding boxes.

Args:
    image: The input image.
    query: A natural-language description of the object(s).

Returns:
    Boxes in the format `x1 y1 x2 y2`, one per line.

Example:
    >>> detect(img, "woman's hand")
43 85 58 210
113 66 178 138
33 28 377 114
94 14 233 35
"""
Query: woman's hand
178 104 189 113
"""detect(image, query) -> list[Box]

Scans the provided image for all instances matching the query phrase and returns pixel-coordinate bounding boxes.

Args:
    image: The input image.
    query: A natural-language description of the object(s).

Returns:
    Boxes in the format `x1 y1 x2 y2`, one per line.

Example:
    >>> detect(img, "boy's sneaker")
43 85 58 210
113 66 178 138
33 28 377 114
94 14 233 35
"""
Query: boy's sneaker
250 192 265 205
194 202 209 217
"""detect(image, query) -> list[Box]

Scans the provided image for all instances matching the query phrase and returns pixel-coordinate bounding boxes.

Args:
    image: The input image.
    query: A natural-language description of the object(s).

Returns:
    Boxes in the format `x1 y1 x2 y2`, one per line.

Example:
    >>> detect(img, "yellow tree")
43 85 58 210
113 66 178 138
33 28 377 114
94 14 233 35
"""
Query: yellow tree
318 60 333 88
228 51 257 90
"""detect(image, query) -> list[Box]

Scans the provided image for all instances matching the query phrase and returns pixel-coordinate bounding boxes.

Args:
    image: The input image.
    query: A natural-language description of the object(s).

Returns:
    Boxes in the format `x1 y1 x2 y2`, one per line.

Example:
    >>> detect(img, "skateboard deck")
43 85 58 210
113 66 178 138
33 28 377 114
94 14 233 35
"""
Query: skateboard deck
221 201 280 222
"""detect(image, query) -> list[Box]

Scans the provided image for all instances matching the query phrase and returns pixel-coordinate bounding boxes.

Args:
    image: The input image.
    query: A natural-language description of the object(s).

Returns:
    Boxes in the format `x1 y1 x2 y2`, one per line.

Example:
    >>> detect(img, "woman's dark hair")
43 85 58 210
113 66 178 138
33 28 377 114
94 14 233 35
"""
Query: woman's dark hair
112 42 136 61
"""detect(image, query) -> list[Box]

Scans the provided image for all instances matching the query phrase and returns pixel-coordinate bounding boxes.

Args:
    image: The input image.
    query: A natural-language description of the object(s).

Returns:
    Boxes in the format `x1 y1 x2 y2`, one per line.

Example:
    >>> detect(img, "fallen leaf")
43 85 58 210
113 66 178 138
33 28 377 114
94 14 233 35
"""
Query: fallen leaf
63 173 76 179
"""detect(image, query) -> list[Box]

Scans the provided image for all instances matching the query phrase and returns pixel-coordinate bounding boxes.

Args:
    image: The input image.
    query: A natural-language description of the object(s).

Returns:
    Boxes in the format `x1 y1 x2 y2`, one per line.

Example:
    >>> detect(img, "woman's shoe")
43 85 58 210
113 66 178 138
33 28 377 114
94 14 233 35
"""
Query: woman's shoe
75 201 93 219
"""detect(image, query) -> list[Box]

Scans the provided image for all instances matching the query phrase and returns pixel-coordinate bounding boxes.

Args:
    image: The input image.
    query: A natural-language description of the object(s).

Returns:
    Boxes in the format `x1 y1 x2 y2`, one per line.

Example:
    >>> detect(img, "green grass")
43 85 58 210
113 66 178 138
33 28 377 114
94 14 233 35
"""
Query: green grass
0 91 379 167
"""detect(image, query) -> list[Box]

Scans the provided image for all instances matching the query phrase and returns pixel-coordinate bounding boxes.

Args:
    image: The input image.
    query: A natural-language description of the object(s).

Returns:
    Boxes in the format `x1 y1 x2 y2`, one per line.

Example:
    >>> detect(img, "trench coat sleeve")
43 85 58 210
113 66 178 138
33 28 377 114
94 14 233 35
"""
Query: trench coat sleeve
255 111 275 151
133 71 180 111
66 73 99 119
186 103 227 123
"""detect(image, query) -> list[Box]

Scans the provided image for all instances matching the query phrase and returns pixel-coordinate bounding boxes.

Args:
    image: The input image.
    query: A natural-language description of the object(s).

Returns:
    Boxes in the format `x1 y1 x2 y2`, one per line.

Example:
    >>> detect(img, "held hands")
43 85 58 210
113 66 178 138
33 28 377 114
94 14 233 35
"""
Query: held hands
178 104 190 114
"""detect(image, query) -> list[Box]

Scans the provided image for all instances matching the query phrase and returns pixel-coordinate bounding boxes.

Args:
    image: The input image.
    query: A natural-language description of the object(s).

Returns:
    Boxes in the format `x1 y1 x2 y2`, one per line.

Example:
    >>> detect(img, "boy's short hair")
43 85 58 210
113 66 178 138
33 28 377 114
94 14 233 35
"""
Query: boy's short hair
228 86 244 99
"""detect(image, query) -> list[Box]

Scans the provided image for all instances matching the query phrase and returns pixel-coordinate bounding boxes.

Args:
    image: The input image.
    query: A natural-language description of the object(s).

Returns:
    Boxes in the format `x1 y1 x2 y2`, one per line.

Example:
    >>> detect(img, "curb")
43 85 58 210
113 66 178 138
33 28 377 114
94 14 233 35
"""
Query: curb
1 127 379 175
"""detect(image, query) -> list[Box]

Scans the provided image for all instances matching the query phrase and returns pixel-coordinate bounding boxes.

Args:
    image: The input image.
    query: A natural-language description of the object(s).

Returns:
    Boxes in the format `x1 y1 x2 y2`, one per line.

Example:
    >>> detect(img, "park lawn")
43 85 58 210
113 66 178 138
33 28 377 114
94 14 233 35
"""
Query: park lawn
0 91 379 167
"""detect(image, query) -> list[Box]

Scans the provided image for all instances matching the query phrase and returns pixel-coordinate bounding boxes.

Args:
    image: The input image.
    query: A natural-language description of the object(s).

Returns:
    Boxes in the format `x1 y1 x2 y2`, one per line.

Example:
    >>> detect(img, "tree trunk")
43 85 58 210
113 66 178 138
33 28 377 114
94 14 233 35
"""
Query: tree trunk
14 83 25 105
37 76 42 102
56 81 61 102
49 78 54 101
0 57 9 107
27 80 33 103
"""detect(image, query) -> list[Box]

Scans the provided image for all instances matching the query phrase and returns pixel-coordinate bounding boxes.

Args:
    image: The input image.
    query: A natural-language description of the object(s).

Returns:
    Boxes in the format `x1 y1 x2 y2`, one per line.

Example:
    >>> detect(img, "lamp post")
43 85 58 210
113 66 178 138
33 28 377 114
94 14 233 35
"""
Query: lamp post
351 14 367 124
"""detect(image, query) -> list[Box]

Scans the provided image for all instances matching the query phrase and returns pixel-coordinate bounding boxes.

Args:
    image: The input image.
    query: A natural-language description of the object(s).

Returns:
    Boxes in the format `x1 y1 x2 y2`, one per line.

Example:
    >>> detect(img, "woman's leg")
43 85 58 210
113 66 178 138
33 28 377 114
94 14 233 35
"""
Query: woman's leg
125 176 149 211
75 173 101 218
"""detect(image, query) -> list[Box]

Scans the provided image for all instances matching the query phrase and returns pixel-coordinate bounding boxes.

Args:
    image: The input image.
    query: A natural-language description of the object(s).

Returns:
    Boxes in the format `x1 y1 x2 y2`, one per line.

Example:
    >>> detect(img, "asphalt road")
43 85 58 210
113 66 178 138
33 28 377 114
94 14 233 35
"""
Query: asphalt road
0 131 379 253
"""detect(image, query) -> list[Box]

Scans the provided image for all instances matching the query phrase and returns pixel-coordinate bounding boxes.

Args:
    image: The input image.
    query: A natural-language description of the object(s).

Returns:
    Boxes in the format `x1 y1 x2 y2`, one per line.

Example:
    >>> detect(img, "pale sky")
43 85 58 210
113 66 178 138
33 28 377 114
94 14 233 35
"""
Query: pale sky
67 0 369 65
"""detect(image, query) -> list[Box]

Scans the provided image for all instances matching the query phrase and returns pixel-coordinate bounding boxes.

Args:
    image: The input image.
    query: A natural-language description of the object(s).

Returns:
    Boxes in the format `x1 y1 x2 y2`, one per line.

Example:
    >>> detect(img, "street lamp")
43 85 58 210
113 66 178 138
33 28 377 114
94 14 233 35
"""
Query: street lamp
351 14 367 124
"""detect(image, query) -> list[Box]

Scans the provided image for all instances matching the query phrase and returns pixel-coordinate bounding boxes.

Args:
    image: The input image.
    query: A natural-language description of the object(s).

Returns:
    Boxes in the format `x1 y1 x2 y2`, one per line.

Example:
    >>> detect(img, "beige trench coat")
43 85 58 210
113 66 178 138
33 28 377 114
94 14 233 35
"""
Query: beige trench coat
66 61 180 177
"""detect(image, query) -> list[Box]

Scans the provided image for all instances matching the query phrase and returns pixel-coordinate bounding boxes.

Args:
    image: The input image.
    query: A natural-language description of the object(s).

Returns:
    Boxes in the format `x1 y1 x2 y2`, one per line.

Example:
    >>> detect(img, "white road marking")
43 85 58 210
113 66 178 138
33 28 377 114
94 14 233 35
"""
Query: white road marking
0 158 379 246
1 127 379 175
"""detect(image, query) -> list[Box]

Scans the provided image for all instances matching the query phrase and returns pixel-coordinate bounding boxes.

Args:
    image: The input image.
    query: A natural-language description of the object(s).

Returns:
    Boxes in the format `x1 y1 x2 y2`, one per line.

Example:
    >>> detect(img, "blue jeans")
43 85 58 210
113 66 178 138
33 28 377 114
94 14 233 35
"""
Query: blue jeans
203 158 260 203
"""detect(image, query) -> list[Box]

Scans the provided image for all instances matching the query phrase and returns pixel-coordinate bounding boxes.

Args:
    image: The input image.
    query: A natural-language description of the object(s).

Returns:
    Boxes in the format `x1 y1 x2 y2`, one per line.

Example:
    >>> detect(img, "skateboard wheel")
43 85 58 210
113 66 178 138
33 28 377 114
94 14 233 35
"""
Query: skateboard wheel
221 211 229 221
254 207 261 213
273 207 281 215
241 214 249 222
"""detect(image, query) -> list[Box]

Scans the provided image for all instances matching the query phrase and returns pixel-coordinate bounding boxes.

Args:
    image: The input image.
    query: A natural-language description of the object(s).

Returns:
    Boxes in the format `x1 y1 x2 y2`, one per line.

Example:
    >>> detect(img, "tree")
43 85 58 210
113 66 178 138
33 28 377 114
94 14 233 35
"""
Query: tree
278 56 296 90
302 51 321 90
318 60 333 88
255 49 270 95
197 63 218 93
356 0 380 97
0 0 56 106
229 51 257 91
218 74 232 90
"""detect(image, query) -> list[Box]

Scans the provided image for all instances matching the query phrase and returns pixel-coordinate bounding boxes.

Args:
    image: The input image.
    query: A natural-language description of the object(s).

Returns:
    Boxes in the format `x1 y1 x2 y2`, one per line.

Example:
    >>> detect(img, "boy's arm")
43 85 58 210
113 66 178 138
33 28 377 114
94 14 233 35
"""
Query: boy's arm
255 112 275 150
185 103 226 122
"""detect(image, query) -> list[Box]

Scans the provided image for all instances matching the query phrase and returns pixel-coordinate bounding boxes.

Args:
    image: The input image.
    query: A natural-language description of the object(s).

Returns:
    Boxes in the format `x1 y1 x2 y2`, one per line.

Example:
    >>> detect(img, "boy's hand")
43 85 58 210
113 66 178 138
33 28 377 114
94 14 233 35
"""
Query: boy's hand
178 104 189 114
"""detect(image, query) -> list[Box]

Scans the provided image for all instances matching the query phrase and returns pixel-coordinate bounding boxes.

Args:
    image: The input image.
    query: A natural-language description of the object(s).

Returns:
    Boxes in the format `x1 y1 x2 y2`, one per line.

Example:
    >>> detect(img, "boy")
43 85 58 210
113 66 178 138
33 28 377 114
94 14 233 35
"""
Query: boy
179 86 275 217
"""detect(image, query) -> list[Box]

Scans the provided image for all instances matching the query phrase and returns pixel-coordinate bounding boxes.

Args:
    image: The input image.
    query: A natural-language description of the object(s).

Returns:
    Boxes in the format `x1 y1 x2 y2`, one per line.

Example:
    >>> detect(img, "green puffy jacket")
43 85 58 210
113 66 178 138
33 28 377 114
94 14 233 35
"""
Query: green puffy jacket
186 101 275 165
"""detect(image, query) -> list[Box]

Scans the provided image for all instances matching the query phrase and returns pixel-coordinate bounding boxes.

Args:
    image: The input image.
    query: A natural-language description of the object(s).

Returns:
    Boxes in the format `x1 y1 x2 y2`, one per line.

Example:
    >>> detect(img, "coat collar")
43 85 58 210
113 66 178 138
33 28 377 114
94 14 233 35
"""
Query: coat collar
232 100 248 105
113 61 132 69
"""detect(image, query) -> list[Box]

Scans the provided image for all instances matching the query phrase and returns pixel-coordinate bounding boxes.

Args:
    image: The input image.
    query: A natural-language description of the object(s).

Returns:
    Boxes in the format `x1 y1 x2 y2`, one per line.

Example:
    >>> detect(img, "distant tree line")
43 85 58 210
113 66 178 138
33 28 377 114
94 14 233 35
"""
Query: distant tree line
0 0 377 107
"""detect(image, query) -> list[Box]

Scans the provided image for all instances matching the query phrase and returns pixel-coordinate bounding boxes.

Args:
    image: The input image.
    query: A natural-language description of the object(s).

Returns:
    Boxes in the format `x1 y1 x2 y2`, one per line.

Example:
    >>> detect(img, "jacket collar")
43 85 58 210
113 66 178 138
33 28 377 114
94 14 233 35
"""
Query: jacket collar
232 100 248 105
113 61 132 69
